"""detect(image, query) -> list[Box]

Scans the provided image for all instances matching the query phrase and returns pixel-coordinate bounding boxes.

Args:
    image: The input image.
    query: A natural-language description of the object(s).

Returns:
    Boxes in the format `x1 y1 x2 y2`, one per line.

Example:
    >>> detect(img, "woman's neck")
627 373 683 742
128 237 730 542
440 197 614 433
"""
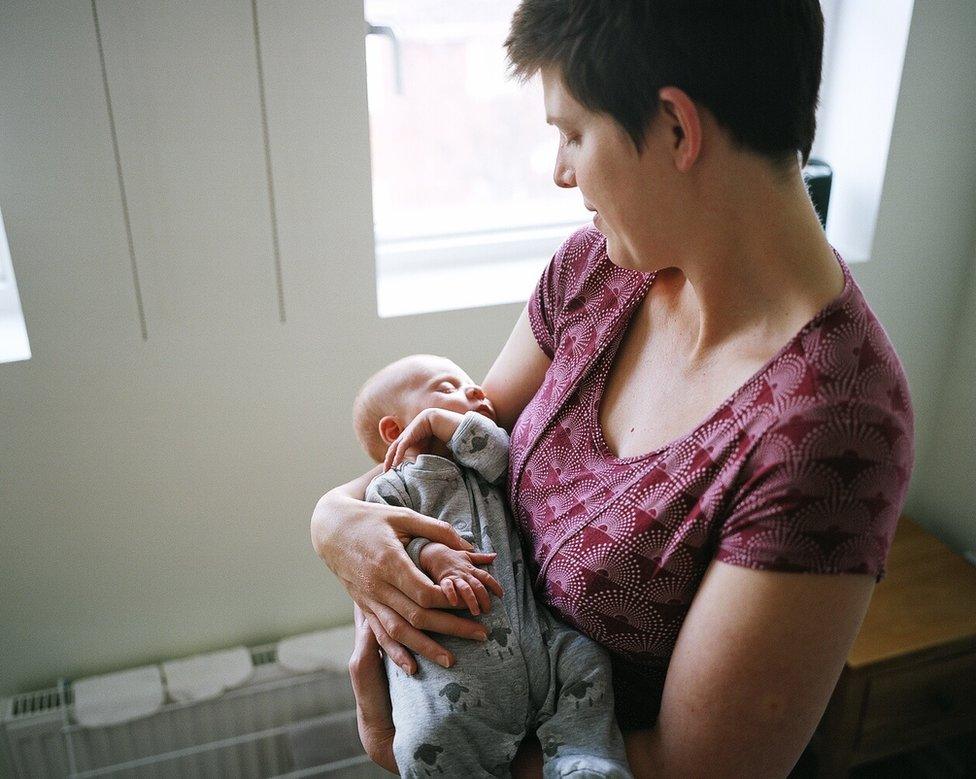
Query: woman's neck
654 161 844 369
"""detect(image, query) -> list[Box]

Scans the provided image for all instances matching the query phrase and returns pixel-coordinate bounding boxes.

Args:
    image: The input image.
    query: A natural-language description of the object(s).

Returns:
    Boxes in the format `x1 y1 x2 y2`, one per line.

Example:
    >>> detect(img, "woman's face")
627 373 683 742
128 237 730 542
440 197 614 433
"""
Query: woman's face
542 68 674 271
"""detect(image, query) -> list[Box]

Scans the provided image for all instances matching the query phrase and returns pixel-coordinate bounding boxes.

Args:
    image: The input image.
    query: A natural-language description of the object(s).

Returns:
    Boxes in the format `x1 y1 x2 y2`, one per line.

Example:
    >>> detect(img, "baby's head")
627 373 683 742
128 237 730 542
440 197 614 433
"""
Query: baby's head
353 354 496 463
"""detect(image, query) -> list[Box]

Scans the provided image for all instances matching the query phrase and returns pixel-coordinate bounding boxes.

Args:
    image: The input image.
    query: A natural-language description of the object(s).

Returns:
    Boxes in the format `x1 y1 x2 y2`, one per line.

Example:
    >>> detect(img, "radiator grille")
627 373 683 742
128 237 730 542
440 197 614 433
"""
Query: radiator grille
1 641 381 778
7 686 71 719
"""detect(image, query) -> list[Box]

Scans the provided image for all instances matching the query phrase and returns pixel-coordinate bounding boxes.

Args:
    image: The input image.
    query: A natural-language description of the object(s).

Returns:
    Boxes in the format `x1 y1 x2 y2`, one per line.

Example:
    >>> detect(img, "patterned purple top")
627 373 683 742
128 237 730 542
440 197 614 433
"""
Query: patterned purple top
507 226 915 729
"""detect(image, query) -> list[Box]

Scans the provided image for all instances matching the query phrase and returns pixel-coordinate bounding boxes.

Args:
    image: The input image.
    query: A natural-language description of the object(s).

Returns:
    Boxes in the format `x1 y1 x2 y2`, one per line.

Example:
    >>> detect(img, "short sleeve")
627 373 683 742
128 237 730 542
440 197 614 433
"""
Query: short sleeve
717 399 914 583
527 248 564 360
528 226 601 359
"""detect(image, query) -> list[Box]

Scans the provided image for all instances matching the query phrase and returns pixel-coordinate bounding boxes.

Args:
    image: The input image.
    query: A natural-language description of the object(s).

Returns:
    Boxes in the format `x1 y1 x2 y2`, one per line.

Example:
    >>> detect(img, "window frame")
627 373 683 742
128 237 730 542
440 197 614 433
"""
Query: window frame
366 0 916 318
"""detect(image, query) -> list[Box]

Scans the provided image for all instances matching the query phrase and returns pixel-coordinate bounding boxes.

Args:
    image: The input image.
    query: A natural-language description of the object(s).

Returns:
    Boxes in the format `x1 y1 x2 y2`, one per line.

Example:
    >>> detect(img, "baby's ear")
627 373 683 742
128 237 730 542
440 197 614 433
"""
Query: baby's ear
378 415 402 446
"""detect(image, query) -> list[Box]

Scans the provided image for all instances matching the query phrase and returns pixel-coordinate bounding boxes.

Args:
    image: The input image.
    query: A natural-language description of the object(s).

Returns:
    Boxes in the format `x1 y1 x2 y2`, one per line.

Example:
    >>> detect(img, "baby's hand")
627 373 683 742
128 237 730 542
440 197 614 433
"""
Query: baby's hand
418 543 503 616
384 408 465 471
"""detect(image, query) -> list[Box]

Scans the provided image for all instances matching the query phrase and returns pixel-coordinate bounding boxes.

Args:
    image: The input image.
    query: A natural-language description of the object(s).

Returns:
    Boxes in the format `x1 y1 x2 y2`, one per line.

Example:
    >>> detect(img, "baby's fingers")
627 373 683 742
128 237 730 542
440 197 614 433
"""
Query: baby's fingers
453 577 480 615
391 438 408 469
441 578 459 607
470 566 504 598
465 574 492 614
382 440 398 472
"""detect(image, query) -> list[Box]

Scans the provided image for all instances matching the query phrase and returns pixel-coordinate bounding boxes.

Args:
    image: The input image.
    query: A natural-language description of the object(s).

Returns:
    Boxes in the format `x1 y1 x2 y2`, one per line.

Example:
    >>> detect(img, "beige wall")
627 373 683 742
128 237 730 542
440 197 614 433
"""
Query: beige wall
851 0 976 552
1 0 974 707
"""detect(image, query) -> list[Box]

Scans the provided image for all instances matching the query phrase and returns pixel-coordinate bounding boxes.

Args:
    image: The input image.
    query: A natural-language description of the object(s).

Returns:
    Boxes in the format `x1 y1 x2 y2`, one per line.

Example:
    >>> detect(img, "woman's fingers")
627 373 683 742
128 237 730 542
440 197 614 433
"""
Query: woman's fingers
369 597 461 668
349 605 395 707
350 604 381 667
363 606 416 675
394 509 474 552
375 568 487 642
467 551 498 564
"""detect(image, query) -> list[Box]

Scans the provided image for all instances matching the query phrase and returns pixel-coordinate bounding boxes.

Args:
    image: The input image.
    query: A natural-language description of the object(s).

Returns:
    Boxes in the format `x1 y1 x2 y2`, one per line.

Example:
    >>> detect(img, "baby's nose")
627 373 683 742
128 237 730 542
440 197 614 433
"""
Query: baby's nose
465 384 486 401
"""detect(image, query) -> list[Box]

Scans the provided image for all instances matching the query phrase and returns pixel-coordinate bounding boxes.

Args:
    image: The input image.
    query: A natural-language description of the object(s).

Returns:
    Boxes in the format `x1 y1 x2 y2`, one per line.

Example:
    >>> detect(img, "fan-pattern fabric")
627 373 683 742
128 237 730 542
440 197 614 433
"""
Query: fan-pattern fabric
508 226 914 728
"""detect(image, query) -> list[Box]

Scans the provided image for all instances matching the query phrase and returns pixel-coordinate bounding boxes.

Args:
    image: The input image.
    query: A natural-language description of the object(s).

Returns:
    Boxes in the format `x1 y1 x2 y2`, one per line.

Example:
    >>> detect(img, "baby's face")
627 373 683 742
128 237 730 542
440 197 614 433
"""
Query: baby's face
399 356 495 426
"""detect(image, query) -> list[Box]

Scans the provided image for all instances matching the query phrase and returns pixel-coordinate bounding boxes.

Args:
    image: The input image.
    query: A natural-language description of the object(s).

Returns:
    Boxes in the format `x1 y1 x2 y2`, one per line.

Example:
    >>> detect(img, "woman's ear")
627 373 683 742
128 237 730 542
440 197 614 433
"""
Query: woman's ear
378 415 402 446
657 86 702 173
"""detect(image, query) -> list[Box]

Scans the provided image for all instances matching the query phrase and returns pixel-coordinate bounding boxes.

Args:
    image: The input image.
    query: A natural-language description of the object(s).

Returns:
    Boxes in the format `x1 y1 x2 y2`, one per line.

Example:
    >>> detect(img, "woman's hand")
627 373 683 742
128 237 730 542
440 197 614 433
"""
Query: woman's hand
349 604 397 774
310 468 489 673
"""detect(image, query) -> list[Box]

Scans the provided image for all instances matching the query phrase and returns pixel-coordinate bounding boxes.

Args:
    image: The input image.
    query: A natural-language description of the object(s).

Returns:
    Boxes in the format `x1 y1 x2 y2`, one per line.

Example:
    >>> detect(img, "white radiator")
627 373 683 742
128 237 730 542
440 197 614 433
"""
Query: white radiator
1 643 387 778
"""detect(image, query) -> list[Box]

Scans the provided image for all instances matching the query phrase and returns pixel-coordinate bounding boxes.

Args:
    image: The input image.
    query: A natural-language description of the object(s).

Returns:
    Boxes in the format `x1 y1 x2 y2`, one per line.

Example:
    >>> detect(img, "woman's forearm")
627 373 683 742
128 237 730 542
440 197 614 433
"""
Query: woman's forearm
334 464 383 501
310 464 383 562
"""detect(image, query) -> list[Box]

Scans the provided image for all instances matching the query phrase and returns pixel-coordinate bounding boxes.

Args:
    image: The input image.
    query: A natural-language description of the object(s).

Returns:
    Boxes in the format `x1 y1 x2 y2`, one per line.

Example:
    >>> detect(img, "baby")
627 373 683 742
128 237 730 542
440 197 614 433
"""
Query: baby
353 354 631 778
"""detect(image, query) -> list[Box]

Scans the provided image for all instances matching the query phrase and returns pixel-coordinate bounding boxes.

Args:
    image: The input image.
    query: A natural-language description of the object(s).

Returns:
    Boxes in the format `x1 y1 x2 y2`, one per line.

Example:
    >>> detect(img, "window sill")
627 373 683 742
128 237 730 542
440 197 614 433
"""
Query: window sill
376 254 547 318
374 222 578 318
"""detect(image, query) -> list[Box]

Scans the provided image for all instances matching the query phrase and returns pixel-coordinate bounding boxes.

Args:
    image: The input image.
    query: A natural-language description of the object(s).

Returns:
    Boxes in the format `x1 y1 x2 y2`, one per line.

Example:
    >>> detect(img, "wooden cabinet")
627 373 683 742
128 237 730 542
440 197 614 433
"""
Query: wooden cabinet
808 516 976 777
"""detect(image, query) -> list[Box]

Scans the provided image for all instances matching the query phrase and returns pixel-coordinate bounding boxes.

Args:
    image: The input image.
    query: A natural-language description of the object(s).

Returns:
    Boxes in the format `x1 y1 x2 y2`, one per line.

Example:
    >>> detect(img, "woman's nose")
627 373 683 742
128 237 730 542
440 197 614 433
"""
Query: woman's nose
553 153 576 189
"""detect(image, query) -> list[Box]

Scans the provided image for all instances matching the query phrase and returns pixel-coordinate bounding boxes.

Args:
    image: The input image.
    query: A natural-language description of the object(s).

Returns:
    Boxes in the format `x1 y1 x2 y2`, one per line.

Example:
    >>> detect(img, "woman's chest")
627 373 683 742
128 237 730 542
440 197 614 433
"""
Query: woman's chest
598 297 782 459
510 373 749 605
512 408 748 663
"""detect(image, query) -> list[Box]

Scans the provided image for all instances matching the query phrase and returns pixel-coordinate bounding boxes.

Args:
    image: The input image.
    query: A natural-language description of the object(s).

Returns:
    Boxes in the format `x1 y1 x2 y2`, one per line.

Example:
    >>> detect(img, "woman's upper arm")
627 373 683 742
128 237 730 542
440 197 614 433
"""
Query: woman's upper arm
482 302 551 432
634 561 875 778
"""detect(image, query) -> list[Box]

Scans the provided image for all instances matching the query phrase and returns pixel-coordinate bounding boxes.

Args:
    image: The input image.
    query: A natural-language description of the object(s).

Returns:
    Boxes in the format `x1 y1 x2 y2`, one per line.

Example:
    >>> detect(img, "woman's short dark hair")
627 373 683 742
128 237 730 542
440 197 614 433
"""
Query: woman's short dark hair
504 0 824 168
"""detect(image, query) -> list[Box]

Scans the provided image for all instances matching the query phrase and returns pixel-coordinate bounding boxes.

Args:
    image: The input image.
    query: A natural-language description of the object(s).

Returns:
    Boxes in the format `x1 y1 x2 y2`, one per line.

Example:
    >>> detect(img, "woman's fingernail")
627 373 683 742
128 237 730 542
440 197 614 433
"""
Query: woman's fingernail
401 663 413 675
475 631 488 641
438 655 452 668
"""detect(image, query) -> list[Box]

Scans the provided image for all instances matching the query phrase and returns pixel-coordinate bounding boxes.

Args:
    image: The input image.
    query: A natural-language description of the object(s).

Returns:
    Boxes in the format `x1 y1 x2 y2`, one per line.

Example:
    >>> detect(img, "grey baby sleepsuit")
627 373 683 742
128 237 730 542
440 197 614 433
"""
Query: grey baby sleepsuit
365 411 632 779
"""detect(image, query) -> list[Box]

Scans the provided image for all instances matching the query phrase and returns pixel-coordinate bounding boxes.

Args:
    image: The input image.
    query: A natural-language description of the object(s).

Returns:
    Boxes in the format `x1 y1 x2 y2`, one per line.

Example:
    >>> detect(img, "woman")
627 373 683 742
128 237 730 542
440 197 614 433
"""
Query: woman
311 2 915 775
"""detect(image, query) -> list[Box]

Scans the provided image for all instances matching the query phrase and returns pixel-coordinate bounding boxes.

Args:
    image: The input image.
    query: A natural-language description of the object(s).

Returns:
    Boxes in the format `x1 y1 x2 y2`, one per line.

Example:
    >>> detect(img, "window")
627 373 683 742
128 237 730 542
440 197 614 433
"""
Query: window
364 0 587 317
363 1 915 317
813 0 915 262
0 206 30 364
